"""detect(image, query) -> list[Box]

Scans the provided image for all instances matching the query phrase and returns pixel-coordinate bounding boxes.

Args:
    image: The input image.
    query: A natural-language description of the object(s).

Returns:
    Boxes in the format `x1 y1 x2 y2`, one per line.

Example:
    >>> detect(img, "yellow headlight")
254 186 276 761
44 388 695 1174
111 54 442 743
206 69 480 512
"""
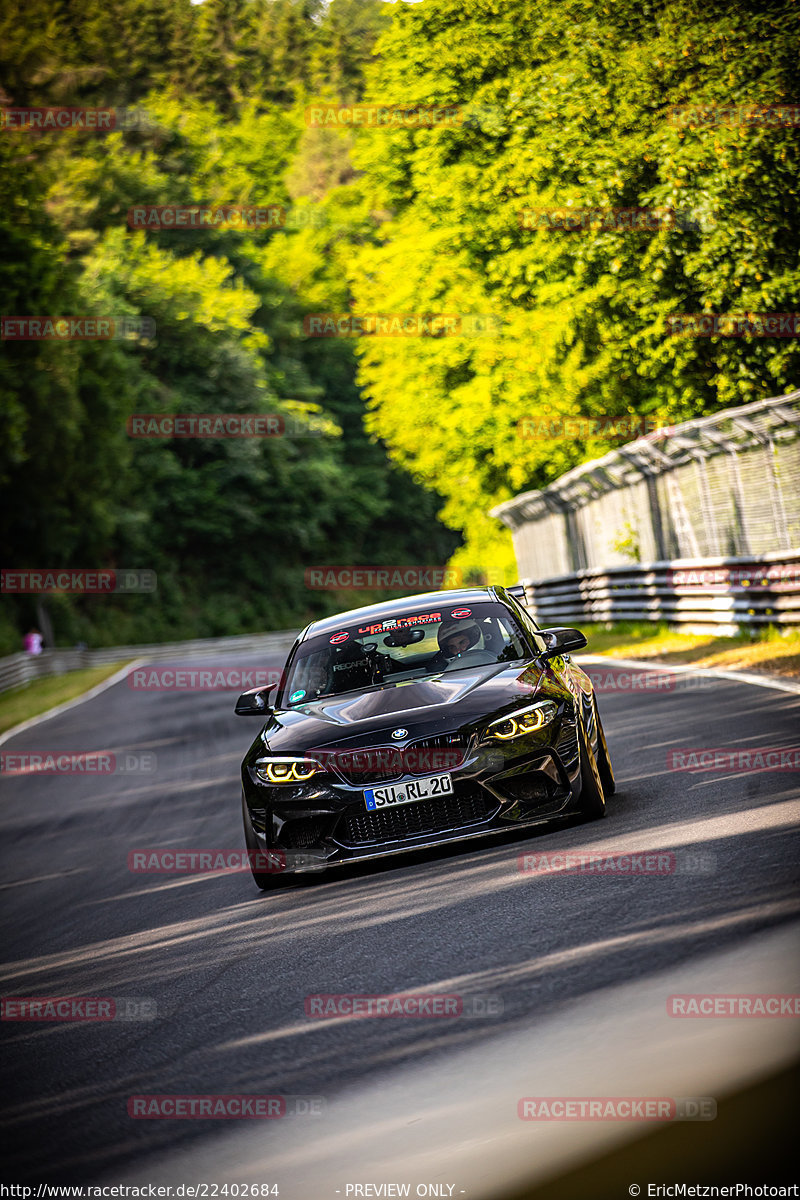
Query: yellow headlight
492 718 520 740
292 762 319 781
268 762 293 782
258 759 322 784
486 702 557 741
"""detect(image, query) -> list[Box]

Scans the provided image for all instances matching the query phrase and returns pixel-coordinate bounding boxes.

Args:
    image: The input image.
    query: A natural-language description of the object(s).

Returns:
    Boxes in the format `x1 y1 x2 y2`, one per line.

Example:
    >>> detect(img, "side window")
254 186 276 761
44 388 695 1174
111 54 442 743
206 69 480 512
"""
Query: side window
506 599 547 656
484 614 522 660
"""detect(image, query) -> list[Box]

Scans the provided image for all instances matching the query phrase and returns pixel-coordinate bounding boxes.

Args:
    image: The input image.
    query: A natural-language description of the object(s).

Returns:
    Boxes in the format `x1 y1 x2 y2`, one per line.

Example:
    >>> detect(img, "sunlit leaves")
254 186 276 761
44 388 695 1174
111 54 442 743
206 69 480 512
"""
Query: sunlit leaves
348 0 800 578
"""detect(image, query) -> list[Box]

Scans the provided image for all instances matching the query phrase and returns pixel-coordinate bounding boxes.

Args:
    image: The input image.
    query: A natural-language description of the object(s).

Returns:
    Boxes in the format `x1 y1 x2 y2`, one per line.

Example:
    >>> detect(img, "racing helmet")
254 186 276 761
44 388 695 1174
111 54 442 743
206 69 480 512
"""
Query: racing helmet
437 618 481 658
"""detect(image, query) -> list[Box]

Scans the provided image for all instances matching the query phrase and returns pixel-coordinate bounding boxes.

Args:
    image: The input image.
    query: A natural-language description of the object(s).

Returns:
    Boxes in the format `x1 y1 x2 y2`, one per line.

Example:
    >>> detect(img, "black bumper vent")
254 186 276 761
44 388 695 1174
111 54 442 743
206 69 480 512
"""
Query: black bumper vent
335 785 496 847
279 817 329 849
557 723 579 767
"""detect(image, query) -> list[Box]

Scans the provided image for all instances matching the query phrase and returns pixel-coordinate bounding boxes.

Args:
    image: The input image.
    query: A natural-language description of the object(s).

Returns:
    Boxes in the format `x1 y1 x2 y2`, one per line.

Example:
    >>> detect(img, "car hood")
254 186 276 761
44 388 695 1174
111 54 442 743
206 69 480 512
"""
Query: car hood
259 660 548 752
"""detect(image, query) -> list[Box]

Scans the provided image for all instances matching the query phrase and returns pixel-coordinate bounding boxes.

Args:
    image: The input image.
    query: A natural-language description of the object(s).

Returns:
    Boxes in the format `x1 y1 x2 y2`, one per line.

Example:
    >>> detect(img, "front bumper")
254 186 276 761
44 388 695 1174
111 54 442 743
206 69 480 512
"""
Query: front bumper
242 716 583 874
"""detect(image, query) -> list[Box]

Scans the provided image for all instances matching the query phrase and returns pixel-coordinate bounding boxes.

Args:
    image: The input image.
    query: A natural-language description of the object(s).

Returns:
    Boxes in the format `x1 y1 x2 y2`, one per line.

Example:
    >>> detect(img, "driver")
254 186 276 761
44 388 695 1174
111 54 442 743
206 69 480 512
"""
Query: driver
437 618 482 660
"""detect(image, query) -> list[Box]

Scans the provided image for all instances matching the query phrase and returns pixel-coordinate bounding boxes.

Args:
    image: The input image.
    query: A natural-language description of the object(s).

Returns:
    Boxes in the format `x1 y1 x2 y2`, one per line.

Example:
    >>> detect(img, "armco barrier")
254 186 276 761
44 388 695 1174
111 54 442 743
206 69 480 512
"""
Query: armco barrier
0 630 299 695
519 551 800 635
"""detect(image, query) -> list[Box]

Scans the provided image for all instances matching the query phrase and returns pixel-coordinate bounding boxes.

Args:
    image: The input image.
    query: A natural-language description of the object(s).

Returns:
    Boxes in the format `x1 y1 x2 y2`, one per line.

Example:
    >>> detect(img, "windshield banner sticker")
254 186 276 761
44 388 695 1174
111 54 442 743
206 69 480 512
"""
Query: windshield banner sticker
358 611 441 635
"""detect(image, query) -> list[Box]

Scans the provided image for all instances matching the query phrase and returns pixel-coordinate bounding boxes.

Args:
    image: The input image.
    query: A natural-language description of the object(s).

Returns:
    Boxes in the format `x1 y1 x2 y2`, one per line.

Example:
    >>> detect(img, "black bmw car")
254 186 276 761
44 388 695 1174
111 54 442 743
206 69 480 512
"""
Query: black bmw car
236 586 615 890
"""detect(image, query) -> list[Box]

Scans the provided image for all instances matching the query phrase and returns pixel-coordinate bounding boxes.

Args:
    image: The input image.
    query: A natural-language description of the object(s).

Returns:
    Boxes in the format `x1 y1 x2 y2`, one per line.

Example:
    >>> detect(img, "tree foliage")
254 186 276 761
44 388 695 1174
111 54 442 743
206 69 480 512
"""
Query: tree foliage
0 0 454 651
349 0 800 578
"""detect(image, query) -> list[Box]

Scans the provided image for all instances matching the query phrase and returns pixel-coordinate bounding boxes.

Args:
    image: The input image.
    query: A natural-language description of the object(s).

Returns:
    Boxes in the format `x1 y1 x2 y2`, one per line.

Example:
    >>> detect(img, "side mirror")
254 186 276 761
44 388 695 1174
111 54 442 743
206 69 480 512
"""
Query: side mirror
235 684 276 716
540 627 588 658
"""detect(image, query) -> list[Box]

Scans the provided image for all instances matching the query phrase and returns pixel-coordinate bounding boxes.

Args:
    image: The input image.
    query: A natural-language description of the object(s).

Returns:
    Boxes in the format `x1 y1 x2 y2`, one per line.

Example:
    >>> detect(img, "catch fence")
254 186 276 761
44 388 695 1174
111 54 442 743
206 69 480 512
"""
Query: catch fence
493 391 800 633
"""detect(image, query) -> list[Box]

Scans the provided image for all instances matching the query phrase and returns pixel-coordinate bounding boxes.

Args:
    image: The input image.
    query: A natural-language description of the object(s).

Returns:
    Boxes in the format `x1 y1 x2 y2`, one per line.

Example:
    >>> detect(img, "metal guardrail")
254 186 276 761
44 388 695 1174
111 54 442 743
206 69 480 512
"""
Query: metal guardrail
519 551 800 635
0 630 300 694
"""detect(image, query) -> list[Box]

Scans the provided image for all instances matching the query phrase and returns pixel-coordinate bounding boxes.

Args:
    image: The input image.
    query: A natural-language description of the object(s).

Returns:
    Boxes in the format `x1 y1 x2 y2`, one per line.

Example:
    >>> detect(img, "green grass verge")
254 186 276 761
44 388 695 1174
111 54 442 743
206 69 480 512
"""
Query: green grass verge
578 621 800 678
0 662 133 736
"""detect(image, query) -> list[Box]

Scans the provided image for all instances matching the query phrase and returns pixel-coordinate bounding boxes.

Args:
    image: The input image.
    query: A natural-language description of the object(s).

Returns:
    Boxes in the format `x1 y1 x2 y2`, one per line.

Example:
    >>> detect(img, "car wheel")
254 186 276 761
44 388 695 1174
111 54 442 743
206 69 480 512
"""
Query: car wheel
577 715 606 820
592 697 616 797
242 793 281 891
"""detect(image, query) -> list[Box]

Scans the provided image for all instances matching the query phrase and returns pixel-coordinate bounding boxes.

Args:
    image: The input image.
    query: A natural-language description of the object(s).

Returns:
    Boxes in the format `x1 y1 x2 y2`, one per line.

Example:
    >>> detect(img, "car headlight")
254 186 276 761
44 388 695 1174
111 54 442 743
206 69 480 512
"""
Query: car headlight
255 757 325 785
485 701 558 741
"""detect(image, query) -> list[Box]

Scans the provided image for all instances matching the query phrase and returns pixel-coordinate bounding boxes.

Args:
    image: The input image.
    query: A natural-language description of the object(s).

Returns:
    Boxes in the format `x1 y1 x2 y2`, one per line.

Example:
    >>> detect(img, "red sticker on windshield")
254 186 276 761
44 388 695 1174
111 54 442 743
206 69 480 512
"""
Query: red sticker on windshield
329 632 349 644
451 608 472 618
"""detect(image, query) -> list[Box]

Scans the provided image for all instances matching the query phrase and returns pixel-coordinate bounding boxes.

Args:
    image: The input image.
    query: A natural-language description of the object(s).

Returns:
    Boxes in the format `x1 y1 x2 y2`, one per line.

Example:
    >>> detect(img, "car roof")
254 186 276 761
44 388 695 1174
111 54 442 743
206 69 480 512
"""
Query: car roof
302 587 509 640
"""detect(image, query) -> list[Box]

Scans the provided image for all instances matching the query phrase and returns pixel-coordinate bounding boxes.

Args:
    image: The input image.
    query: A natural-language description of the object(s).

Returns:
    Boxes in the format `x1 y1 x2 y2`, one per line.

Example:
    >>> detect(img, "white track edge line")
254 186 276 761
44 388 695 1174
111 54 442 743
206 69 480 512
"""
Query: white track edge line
577 653 800 696
0 658 146 748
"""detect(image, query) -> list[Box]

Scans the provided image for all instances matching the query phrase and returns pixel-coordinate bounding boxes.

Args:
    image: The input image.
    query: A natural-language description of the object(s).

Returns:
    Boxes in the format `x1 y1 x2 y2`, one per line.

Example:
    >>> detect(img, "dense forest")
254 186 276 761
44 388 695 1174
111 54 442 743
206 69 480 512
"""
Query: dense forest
1 0 798 650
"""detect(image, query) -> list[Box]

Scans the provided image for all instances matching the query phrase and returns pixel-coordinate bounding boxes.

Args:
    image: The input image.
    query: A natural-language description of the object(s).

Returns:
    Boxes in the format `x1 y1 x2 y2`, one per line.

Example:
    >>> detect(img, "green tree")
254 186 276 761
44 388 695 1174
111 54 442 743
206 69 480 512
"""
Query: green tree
349 0 800 579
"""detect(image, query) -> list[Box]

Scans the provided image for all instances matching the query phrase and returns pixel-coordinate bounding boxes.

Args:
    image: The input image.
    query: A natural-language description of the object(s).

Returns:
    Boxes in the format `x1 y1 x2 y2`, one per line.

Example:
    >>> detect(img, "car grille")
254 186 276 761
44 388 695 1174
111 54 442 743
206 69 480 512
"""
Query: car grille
408 733 467 752
407 733 468 771
330 749 405 786
334 784 496 847
328 733 468 786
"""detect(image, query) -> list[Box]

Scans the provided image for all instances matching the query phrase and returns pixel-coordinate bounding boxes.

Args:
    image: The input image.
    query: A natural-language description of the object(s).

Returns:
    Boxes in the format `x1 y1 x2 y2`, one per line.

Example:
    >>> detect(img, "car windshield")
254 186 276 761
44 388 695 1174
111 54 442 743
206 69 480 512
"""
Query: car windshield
281 601 531 705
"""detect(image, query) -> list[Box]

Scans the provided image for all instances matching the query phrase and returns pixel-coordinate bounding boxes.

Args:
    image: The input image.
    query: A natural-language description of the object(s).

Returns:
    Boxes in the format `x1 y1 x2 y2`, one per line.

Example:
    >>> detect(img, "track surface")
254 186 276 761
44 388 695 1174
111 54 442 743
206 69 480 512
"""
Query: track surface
1 653 799 1184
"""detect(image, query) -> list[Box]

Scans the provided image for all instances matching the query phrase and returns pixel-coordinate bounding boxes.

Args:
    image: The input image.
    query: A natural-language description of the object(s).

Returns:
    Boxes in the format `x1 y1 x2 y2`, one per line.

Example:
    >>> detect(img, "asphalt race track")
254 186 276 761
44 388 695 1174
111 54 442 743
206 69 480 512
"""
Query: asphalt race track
1 651 799 1192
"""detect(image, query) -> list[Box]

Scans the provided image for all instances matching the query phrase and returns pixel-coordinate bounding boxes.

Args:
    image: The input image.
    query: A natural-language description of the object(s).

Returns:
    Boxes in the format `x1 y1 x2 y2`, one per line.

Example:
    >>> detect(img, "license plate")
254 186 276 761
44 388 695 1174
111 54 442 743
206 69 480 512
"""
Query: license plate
364 773 453 811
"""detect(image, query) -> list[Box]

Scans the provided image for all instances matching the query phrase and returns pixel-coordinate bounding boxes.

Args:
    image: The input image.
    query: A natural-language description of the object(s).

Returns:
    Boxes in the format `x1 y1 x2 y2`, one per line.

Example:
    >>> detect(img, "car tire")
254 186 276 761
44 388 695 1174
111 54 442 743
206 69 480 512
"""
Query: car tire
592 697 616 797
242 793 281 891
577 715 606 819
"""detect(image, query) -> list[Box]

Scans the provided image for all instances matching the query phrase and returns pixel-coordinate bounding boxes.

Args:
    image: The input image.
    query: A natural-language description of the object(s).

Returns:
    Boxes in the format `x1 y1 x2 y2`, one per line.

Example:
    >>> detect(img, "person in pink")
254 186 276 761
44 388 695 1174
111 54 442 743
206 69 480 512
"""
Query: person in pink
23 628 44 655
